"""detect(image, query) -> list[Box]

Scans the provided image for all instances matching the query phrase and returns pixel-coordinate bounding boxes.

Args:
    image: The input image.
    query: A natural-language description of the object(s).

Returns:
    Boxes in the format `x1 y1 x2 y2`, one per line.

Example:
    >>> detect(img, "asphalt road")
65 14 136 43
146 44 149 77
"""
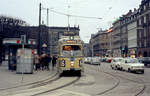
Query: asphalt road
45 62 150 96
2 62 150 96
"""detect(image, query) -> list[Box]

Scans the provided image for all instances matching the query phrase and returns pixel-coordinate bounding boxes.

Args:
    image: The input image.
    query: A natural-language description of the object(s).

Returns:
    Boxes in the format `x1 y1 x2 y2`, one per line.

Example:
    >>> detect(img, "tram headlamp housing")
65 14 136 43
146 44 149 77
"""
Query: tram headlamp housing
79 60 82 67
61 60 65 67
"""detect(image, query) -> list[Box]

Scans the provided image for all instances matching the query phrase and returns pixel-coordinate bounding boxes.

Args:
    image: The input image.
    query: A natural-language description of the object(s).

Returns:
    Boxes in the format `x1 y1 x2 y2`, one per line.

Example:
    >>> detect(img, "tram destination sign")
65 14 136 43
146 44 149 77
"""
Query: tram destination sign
66 40 77 43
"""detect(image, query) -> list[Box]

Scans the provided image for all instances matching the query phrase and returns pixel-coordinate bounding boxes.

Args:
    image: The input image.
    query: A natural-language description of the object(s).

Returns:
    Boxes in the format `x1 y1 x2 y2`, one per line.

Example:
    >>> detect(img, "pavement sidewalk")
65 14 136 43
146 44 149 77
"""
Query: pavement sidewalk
0 61 57 89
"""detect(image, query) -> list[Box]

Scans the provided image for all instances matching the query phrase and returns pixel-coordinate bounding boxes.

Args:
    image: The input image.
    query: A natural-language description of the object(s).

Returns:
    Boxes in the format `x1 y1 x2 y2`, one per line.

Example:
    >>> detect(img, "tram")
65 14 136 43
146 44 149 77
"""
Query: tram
57 36 84 76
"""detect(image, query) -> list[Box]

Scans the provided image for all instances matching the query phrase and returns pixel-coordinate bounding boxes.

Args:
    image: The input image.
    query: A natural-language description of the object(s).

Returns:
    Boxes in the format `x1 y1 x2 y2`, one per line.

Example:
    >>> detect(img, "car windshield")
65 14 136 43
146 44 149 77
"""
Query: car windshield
125 59 139 63
114 59 122 62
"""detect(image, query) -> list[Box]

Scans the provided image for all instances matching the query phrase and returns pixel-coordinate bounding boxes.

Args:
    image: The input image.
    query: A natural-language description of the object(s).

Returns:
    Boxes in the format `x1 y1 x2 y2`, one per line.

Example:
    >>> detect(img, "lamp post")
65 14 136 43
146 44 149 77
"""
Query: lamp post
42 43 47 54
38 3 49 55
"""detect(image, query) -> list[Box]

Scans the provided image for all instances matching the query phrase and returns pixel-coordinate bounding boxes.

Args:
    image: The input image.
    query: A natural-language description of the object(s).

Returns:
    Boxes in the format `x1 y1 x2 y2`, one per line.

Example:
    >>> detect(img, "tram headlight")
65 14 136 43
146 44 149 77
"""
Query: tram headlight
79 60 82 67
61 60 65 67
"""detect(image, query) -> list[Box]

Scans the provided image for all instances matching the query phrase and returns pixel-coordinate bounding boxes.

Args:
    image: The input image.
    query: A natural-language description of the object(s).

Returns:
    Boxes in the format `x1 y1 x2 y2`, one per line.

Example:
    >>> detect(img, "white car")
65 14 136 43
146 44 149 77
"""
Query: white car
111 58 123 70
120 58 144 74
91 57 101 65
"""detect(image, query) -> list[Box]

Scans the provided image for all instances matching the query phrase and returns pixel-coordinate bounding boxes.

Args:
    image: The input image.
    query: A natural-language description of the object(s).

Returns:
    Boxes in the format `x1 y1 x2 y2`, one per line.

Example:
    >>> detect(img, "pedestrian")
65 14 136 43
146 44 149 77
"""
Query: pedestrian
40 54 46 70
52 55 57 70
45 54 51 70
9 53 16 71
34 54 40 71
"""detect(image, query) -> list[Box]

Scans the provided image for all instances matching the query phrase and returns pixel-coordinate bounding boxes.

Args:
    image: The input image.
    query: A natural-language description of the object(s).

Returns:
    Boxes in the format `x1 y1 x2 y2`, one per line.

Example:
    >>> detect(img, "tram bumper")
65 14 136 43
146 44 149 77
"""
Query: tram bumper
61 68 82 71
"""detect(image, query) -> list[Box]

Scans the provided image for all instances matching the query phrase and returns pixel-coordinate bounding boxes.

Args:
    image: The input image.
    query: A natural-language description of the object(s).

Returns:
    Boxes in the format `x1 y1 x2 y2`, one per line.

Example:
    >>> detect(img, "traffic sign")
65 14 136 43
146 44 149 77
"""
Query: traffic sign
21 35 26 44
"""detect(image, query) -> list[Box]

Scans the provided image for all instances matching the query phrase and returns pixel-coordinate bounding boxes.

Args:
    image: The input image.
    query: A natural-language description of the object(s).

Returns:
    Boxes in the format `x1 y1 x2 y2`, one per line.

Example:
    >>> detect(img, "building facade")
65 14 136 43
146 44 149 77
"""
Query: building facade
20 25 80 55
112 10 138 58
106 27 113 57
111 0 150 57
137 0 150 57
0 15 80 64
48 27 80 55
21 26 80 55
89 30 107 57
0 16 27 64
112 19 121 57
83 43 91 57
127 10 138 58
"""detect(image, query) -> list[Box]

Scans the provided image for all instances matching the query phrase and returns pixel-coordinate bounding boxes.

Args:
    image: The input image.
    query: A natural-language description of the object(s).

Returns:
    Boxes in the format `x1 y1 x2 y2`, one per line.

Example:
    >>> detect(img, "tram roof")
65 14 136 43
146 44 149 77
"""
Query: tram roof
59 36 81 41
58 36 83 44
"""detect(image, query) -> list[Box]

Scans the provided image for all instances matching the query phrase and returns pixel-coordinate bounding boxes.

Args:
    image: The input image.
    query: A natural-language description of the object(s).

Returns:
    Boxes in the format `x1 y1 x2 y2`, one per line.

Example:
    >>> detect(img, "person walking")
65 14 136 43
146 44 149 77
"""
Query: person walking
52 55 57 70
45 54 51 70
34 54 40 71
40 54 46 70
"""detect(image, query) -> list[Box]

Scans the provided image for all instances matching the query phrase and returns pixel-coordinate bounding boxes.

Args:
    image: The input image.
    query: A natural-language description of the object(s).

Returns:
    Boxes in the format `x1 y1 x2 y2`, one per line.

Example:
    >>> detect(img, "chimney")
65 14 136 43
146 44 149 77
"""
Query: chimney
129 10 132 13
134 8 136 11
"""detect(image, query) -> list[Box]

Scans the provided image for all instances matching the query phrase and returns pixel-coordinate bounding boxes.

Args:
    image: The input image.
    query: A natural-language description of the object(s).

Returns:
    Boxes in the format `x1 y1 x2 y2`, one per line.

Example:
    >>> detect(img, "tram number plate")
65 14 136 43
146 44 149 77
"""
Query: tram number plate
70 68 75 70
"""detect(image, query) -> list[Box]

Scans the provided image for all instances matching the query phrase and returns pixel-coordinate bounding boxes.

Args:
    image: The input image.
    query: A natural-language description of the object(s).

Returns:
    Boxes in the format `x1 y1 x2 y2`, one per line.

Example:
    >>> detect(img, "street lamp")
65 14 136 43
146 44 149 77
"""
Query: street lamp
42 43 47 54
38 3 49 55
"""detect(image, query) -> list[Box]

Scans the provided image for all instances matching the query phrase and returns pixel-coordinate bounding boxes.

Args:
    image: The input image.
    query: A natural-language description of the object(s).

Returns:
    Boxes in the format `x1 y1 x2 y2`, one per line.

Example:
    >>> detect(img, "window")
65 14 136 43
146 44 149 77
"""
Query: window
147 42 149 47
144 5 146 10
137 19 139 26
63 45 81 51
144 16 146 23
142 41 144 47
146 14 149 23
145 40 147 47
141 16 144 24
139 42 141 47
139 18 141 25
144 29 146 37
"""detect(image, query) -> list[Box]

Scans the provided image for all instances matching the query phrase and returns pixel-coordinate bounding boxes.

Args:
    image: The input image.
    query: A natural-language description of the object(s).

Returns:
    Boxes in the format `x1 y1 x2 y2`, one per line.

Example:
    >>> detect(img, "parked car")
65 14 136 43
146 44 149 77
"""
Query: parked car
100 58 105 62
120 58 144 74
110 57 123 70
138 57 150 67
84 57 101 65
85 57 92 64
101 57 108 62
91 57 101 65
107 57 112 63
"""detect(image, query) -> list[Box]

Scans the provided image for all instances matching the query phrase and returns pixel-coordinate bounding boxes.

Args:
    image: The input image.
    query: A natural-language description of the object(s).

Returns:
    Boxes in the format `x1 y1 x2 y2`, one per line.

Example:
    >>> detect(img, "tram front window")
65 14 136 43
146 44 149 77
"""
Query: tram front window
62 45 82 56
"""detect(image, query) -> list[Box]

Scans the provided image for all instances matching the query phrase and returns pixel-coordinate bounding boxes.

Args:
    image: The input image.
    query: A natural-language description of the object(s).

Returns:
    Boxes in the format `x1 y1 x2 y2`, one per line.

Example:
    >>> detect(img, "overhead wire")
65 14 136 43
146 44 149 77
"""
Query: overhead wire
49 9 102 20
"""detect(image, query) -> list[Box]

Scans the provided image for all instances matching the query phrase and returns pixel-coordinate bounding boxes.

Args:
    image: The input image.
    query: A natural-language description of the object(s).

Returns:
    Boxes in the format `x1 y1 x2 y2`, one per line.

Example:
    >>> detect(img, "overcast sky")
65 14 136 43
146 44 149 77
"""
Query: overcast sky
0 0 141 43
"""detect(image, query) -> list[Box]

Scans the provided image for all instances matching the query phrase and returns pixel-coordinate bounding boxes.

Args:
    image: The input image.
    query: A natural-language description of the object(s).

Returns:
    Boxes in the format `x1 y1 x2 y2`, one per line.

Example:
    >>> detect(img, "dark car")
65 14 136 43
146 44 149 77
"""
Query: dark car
138 57 150 67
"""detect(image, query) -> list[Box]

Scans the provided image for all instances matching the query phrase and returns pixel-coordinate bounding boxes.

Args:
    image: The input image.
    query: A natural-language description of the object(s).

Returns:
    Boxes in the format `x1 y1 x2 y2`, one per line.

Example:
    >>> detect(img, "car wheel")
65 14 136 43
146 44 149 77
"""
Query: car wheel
128 68 131 73
141 70 144 74
115 66 118 70
120 67 123 71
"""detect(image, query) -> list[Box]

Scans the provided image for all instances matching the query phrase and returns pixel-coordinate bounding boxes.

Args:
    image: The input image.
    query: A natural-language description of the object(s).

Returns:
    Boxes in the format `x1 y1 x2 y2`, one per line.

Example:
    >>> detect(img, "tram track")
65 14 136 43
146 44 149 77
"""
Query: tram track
0 71 59 92
86 64 120 96
103 71 146 96
87 64 146 96
110 70 146 96
3 76 80 96
96 71 120 95
31 77 80 96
